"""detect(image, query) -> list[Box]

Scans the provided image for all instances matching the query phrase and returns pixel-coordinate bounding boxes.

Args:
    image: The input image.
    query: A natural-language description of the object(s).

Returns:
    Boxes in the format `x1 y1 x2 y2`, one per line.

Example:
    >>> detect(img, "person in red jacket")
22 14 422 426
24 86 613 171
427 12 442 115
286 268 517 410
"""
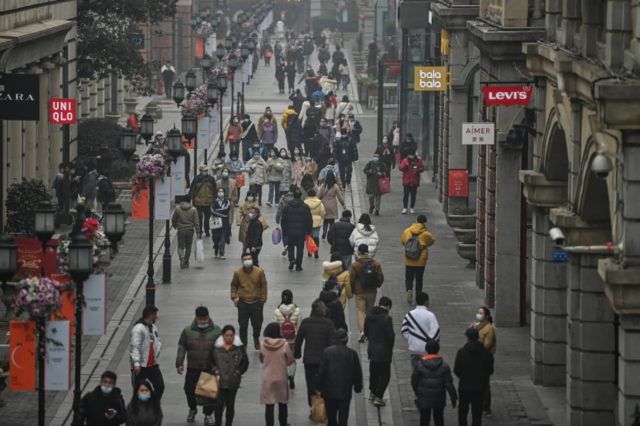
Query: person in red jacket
399 149 425 214
127 112 143 144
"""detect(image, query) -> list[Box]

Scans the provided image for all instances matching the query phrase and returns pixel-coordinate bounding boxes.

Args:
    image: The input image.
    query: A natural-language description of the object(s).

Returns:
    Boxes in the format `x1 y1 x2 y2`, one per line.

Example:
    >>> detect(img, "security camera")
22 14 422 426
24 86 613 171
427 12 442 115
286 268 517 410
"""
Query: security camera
549 227 565 245
591 153 612 179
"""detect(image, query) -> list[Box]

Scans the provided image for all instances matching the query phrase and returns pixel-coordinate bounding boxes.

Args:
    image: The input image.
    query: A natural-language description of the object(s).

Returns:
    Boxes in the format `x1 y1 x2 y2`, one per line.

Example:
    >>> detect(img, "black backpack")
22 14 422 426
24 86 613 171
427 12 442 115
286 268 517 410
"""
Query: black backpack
286 113 300 131
360 259 380 289
97 175 115 204
306 106 321 128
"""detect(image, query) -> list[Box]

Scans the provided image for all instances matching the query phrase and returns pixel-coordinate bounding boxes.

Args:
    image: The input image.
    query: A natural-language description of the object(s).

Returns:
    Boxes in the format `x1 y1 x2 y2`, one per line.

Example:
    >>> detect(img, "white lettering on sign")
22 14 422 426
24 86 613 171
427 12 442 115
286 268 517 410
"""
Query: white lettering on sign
418 70 442 89
487 91 529 101
462 123 495 145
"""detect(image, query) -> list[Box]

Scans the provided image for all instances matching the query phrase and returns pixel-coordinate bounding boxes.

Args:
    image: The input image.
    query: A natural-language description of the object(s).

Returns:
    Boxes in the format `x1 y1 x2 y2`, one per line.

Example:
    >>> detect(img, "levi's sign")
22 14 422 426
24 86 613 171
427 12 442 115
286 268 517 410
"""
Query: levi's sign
482 86 533 106
414 66 448 91
462 123 495 145
49 98 77 124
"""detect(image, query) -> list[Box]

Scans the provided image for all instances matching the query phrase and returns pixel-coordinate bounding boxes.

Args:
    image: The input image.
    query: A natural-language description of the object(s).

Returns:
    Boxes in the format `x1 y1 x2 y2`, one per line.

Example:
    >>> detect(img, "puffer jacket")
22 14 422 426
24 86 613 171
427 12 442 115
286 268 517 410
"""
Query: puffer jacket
475 320 496 354
171 201 200 232
276 191 295 225
272 303 303 343
322 261 352 308
327 217 355 256
304 196 326 228
258 117 278 145
319 290 347 331
318 343 363 400
175 320 221 371
400 223 436 267
129 321 162 368
73 385 126 426
364 306 395 363
281 198 313 242
294 313 335 365
399 156 425 186
349 224 379 256
412 355 457 409
212 334 249 390
350 255 384 294
189 174 217 207
320 76 338 94
281 108 297 129
246 156 268 185
266 157 285 182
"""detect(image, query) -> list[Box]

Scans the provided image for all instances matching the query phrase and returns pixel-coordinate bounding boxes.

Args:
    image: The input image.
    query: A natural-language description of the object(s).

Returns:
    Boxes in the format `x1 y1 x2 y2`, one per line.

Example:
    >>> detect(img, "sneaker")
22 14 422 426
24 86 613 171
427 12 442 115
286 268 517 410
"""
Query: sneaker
296 266 303 271
214 253 219 259
289 262 294 270
358 332 366 343
410 208 415 214
266 202 272 207
289 376 295 389
254 337 261 350
406 289 413 304
373 397 386 407
219 255 226 260
187 409 196 423
204 414 215 426
401 208 407 214
368 393 376 401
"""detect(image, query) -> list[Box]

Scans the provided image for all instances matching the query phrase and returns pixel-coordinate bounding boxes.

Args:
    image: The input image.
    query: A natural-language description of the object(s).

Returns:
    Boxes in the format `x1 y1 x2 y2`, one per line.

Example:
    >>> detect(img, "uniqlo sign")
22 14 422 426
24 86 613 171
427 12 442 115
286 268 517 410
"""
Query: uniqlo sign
49 98 77 124
482 86 533 106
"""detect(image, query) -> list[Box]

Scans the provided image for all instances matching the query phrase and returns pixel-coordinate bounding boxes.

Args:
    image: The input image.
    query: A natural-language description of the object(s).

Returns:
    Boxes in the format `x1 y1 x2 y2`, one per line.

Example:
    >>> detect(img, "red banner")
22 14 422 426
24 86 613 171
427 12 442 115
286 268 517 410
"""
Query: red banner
482 86 533 106
131 185 149 220
195 38 204 57
9 321 36 391
14 237 58 278
448 170 469 197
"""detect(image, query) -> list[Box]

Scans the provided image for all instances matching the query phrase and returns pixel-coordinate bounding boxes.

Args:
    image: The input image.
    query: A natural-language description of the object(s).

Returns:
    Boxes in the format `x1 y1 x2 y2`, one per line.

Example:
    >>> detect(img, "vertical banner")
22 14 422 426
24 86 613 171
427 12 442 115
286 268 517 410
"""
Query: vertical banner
205 35 217 56
154 177 171 220
9 321 36 391
51 274 75 336
172 156 186 196
209 105 220 136
83 273 106 336
197 116 210 150
195 38 205 57
45 320 71 391
15 237 44 277
131 186 149 220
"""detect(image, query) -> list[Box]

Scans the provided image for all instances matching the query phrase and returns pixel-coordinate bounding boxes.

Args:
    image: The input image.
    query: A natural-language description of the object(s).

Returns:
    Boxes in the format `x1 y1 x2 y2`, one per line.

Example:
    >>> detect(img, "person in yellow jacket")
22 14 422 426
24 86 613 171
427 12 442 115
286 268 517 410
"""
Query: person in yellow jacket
400 215 435 304
322 257 353 308
472 306 496 417
304 188 326 259
281 105 298 130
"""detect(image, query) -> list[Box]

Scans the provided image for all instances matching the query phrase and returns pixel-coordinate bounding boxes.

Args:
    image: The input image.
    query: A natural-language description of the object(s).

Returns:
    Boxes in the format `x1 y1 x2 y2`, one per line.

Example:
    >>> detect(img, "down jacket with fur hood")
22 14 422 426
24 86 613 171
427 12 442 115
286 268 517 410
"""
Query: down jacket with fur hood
322 260 352 308
272 303 303 342
212 334 249 390
349 224 379 256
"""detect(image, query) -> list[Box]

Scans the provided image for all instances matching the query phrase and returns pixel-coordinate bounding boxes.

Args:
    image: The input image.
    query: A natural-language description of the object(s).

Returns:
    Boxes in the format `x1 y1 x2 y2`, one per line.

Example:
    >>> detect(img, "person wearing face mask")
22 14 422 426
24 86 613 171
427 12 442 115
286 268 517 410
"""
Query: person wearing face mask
189 164 217 237
171 195 200 269
334 113 349 134
129 306 164 402
211 150 227 179
176 306 222 425
246 151 268 205
225 152 245 204
281 105 301 153
72 370 126 426
399 132 418 160
211 188 233 259
364 151 388 216
334 132 358 188
319 277 348 330
231 252 269 349
472 306 496 418
275 62 286 94
291 147 307 187
244 207 264 265
216 167 238 207
346 114 363 144
399 149 425 214
226 115 244 154
258 107 279 152
279 149 293 198
126 380 163 426
241 114 259 160
380 136 394 171
266 148 285 206
237 191 258 243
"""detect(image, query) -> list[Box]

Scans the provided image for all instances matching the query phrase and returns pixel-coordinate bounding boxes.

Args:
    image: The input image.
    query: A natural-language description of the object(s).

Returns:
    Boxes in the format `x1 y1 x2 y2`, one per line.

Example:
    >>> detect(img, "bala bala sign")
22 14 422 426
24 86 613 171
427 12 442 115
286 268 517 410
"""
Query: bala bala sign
482 86 533 107
0 74 40 120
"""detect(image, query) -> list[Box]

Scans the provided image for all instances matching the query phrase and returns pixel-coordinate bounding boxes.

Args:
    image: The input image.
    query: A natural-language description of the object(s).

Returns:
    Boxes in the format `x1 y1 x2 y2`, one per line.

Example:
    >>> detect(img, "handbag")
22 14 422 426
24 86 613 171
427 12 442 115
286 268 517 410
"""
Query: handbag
195 239 205 263
378 176 391 194
310 394 327 423
236 174 245 188
272 228 282 245
211 216 223 230
305 235 319 254
195 371 219 400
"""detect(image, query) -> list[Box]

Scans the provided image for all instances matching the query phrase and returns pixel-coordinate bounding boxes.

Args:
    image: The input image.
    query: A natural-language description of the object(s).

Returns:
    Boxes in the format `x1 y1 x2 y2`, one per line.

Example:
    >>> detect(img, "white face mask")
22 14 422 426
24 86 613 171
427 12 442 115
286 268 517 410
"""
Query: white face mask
243 259 253 268
475 313 485 322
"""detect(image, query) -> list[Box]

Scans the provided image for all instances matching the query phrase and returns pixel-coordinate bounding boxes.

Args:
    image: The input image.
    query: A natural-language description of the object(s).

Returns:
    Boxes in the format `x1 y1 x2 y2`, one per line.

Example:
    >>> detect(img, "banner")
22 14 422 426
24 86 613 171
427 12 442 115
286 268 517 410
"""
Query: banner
197 116 210 150
83 273 106 336
205 35 217 56
15 237 44 278
154 177 171 220
172 156 186 196
195 38 205 57
0 74 40 120
45 320 71 391
448 170 469 197
131 185 149 220
482 85 533 106
462 123 495 145
9 321 36 391
51 274 75 336
413 66 448 91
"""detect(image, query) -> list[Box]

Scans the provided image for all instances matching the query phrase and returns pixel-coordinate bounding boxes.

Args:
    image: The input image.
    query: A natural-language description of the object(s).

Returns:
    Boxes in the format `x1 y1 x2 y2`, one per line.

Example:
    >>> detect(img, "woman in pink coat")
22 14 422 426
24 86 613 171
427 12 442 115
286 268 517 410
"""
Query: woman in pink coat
260 322 295 426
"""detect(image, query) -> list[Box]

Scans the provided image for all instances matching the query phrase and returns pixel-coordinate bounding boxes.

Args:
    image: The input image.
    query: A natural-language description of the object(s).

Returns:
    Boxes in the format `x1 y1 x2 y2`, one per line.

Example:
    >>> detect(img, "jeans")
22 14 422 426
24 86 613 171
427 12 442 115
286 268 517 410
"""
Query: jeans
420 407 444 426
339 161 353 186
368 194 381 212
237 300 264 346
268 181 281 204
405 265 426 294
215 388 238 426
355 292 377 332
288 238 305 267
177 229 195 264
310 227 321 255
212 223 229 255
403 184 418 208
132 364 165 401
369 362 391 398
304 363 320 406
185 368 214 414
196 205 212 235
341 254 353 270
265 403 287 426
325 398 350 426
458 390 484 426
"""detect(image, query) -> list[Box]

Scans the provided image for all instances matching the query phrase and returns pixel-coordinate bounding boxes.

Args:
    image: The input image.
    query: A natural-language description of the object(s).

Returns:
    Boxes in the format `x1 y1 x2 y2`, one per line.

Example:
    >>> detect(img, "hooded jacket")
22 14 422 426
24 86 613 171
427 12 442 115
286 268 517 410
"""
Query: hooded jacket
246 156 268 185
364 306 395 363
322 261 352 308
129 320 162 369
281 108 297 129
288 92 305 113
318 343 363 400
73 385 126 426
327 217 355 256
319 290 347 331
400 223 436 267
412 355 457 409
212 334 249 390
399 156 425 186
281 198 313 242
453 341 494 392
175 319 221 371
294 313 335 365
189 173 217 207
350 255 384 294
171 201 200 232
304 196 326 228
399 138 418 159
259 337 294 404
349 224 379 256
401 306 440 356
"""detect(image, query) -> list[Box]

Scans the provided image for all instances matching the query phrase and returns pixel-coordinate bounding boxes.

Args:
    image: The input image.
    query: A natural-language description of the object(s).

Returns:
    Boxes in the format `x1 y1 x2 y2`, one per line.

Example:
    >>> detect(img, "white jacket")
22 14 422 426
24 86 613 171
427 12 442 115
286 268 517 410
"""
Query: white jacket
335 101 354 118
272 303 302 328
349 224 379 256
129 321 162 368
401 306 440 356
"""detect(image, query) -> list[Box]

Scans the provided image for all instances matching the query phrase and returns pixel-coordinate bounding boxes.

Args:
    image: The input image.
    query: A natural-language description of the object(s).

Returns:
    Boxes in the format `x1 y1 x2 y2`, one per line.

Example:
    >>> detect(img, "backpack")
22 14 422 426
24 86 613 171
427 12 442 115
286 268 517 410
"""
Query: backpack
306 106 321 128
281 313 296 340
404 233 422 260
97 175 115 204
360 259 380 289
286 113 300 131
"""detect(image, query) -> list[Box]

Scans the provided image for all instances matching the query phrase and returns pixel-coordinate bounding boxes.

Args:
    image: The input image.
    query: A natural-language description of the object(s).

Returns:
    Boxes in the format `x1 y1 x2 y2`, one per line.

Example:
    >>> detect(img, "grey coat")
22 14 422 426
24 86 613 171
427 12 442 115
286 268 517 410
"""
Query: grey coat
212 335 249 390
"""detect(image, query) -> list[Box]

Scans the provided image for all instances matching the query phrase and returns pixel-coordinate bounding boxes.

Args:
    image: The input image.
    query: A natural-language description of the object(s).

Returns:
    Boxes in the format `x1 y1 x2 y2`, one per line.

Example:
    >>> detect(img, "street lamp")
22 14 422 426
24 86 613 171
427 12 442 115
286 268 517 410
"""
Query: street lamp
140 114 155 143
34 201 56 246
201 53 212 83
103 203 126 254
120 129 137 160
0 234 18 285
217 72 228 154
173 81 186 108
185 71 197 92
216 43 226 61
207 82 219 105
228 54 239 116
224 37 234 51
163 127 183 284
182 114 198 179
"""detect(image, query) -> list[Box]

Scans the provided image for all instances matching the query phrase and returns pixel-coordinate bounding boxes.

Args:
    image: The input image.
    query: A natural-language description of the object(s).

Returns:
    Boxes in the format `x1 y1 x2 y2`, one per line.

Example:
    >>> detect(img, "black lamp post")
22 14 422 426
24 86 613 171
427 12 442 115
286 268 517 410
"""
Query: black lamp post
173 81 186 108
240 45 250 116
103 203 125 255
206 82 218 162
216 43 226 61
120 129 137 161
162 128 183 284
0 234 17 285
224 37 234 51
141 112 156 308
140 114 155 143
217 72 228 154
201 53 212 83
228 54 239 116
182 114 197 179
185 71 197 92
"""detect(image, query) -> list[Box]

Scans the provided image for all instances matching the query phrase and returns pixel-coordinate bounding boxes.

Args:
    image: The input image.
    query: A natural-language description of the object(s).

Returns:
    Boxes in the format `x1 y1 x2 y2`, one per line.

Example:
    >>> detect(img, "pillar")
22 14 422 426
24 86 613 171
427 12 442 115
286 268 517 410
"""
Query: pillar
96 78 105 118
24 67 42 179
104 75 112 114
617 314 640 426
80 79 90 119
485 143 496 307
89 80 98 118
49 63 63 178
116 76 125 115
38 68 51 185
9 121 23 185
476 145 486 289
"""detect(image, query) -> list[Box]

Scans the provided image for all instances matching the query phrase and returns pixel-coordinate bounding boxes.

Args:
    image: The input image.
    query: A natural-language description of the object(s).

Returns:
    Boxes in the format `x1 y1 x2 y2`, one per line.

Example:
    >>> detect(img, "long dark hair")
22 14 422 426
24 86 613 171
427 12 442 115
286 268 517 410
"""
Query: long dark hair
358 213 372 232
479 306 493 324
263 322 282 338
128 380 163 420
325 170 336 189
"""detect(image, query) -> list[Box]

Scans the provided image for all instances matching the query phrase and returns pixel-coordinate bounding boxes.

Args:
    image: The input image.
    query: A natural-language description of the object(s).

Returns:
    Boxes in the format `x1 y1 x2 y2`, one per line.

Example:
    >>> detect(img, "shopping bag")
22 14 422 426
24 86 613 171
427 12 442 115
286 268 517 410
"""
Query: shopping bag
195 371 219 400
310 394 327 423
195 239 204 263
378 176 391 194
395 151 401 167
272 228 282 245
306 235 319 254
211 217 223 230
236 174 245 188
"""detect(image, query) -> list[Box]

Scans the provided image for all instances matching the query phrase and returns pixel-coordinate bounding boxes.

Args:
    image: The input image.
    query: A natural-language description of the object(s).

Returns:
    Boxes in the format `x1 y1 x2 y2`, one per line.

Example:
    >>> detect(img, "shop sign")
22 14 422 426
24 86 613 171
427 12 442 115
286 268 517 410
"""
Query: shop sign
448 170 469 197
49 98 77 124
482 85 533 106
462 123 495 145
0 74 40 120
414 66 448 91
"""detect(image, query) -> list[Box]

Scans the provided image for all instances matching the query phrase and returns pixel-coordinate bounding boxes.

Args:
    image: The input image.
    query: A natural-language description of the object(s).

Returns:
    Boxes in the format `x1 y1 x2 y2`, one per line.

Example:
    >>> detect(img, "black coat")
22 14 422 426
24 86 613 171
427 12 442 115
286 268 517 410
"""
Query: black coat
318 344 363 400
327 218 355 255
412 356 457 409
72 386 127 426
289 93 305 114
319 290 347 331
294 314 335 365
453 341 494 392
364 306 395 363
246 217 263 249
348 120 363 144
281 198 313 243
399 139 418 159
334 137 358 163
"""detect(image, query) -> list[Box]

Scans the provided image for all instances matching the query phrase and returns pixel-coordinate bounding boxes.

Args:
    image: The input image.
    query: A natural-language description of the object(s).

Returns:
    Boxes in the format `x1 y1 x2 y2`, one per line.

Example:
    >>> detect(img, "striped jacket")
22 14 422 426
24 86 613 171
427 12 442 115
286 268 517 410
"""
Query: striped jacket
401 306 440 356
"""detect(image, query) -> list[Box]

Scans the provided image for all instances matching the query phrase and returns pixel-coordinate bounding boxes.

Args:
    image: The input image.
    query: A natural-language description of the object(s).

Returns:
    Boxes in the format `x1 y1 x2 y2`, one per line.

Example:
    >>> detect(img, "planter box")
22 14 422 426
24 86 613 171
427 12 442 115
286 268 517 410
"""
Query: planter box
124 99 138 115
447 214 476 229
453 228 476 244
456 243 476 267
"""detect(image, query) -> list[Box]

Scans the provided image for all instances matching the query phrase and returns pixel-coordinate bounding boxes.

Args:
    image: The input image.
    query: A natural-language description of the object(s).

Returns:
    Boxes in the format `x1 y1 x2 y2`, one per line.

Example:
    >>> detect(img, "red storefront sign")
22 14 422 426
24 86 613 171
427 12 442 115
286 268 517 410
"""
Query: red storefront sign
482 86 533 106
448 170 469 197
49 98 77 124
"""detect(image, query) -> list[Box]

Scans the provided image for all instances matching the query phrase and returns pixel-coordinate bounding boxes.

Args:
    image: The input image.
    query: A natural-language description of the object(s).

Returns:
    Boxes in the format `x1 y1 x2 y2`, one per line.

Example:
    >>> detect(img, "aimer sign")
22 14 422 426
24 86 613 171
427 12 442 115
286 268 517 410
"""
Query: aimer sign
462 123 495 145
414 66 448 91
49 98 77 124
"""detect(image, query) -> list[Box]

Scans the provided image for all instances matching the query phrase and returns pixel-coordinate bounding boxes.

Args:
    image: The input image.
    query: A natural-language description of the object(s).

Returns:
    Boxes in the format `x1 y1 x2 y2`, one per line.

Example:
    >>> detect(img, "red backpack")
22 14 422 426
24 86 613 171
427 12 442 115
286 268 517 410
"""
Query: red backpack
281 314 296 340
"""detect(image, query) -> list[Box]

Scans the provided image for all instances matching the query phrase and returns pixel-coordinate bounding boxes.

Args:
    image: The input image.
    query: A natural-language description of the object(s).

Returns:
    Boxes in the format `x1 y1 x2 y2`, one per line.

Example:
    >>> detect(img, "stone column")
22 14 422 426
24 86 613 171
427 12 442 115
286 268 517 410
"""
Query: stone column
617 314 640 426
24 67 42 179
49 63 63 178
9 121 23 185
80 79 90 119
38 67 52 186
89 80 98 118
476 144 486 289
485 142 496 306
96 78 105 118
117 76 125 115
104 75 111 113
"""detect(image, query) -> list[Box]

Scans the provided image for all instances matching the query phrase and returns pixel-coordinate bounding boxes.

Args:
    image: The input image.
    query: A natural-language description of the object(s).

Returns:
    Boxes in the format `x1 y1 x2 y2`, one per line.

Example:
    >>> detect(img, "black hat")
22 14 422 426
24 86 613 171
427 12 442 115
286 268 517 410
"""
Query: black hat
335 328 348 340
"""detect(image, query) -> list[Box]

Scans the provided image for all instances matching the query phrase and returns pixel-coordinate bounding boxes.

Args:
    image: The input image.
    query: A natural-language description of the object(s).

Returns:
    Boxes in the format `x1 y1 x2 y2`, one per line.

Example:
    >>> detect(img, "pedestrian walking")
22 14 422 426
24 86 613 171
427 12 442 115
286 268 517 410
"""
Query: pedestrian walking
346 114 362 144
364 297 395 407
289 89 305 114
160 61 176 98
264 43 273 66
472 307 496 418
401 215 435 303
334 132 358 188
304 189 326 259
281 190 313 271
211 189 232 259
176 306 221 425
335 95 354 118
399 150 425 214
216 167 238 207
272 289 302 390
339 60 350 91
171 195 200 269
279 149 293 195
212 325 249 426
129 306 164 401
319 277 348 330
402 292 440 369
275 63 286 94
294 299 335 408
380 138 395 171
266 148 285 206
226 117 244 154
231 252 268 349
126 379 163 426
318 171 344 238
189 164 217 237
237 191 258 245
275 184 297 255
241 115 260 160
244 207 264 266
80 161 99 209
246 150 267 206
399 133 418 159
72 370 126 426
412 340 458 426
349 214 380 257
260 323 295 426
317 328 363 426
363 151 387 216
285 62 297 93
454 328 494 426
211 151 227 179
326 210 355 269
350 244 384 342
226 154 245 203
322 257 353 308
258 107 279 152
320 72 338 94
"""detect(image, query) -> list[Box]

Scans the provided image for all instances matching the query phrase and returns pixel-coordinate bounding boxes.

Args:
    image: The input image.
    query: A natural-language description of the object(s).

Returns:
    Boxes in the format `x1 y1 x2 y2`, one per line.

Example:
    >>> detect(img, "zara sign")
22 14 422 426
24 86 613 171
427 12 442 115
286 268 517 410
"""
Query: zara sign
0 74 40 120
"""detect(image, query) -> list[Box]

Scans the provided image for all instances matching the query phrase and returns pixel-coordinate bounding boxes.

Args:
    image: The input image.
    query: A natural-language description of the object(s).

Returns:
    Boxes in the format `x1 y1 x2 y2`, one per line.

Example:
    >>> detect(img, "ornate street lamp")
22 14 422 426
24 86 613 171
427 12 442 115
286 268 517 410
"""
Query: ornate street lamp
228 54 239 72
185 71 197 92
103 203 126 253
34 201 56 245
164 127 183 284
207 82 218 105
181 114 197 140
217 73 228 94
216 43 226 61
201 53 212 70
241 44 250 61
166 127 183 159
173 81 186 108
140 114 154 142
120 129 137 160
224 37 234 51
0 234 18 285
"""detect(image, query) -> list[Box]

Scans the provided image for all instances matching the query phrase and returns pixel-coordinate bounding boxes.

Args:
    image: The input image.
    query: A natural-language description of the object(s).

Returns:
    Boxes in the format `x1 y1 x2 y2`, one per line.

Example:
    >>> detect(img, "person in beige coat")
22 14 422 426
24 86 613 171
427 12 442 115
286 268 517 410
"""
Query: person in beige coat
473 306 496 416
317 171 344 239
216 167 239 205
260 323 294 426
304 189 326 259
171 195 200 269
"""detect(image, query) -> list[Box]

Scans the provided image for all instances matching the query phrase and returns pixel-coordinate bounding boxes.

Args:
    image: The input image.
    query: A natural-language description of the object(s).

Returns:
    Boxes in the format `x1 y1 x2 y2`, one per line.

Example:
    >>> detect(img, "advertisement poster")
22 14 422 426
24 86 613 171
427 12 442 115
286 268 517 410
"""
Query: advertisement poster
205 35 217 56
131 186 149 220
448 170 469 197
51 274 75 336
83 273 106 336
154 177 171 220
9 321 36 391
172 156 186 197
197 116 211 150
45 320 71 391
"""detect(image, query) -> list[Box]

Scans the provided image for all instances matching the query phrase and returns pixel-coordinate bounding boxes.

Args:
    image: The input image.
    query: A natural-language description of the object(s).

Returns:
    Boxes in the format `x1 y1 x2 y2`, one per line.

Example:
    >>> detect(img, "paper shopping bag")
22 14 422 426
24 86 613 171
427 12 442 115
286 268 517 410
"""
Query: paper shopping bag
311 394 327 423
195 371 219 400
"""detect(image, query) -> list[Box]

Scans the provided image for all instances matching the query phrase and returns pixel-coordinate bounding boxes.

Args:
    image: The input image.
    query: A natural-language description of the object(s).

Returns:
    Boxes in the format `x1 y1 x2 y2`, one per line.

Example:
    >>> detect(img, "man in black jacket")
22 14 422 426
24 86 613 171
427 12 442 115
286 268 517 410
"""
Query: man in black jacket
327 210 355 269
281 190 313 271
319 278 347 331
399 133 419 160
454 328 494 426
245 207 264 266
364 297 395 407
294 299 335 407
334 133 358 187
318 328 363 426
288 89 305 114
72 370 126 426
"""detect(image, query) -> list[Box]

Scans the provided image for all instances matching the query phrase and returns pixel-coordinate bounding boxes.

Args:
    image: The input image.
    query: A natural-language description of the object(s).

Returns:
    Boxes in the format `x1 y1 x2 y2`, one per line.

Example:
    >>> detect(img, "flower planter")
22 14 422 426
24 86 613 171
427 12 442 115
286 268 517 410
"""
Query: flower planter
447 214 476 229
124 98 138 115
456 242 476 268
453 228 476 244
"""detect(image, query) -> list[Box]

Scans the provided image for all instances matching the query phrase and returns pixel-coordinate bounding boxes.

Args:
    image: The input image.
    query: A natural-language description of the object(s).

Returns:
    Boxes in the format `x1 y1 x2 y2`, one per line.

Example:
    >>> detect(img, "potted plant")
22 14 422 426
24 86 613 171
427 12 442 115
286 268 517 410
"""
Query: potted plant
5 179 51 235
447 207 476 229
356 74 377 104
146 100 162 120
